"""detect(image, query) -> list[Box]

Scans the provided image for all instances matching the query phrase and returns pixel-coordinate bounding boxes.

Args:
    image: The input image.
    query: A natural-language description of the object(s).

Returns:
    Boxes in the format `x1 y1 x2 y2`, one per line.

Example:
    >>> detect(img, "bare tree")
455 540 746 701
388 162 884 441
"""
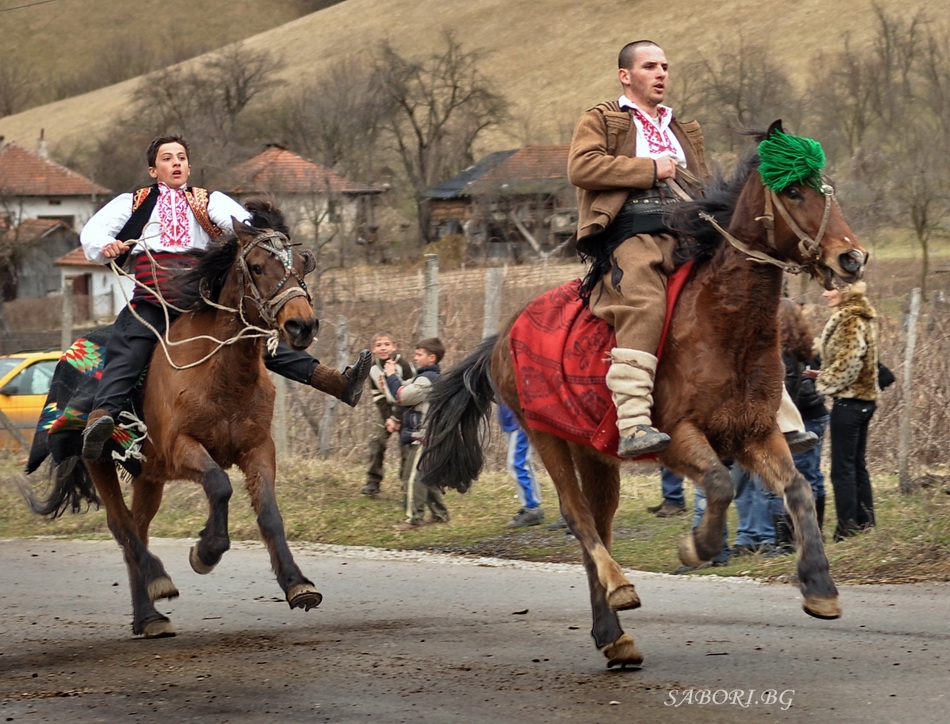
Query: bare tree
0 61 36 118
373 32 508 244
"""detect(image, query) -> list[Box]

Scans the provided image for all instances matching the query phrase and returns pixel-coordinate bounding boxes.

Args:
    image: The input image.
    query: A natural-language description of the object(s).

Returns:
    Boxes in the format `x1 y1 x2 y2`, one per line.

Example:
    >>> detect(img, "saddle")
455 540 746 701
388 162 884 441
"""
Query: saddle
509 261 694 458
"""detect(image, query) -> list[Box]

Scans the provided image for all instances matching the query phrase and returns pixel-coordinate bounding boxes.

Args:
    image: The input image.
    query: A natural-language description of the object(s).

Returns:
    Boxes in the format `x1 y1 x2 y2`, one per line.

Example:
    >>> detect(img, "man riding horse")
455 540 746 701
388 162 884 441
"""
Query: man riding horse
568 40 813 458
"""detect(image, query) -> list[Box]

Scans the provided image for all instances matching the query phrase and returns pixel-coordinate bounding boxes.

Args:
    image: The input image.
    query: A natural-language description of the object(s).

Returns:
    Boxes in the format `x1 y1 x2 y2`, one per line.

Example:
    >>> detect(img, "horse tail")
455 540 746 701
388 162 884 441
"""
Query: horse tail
21 454 99 518
419 335 498 494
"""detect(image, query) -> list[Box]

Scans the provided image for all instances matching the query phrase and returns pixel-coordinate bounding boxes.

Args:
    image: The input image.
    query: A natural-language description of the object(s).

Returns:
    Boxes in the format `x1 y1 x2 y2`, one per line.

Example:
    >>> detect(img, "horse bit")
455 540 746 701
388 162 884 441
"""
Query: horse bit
237 230 315 327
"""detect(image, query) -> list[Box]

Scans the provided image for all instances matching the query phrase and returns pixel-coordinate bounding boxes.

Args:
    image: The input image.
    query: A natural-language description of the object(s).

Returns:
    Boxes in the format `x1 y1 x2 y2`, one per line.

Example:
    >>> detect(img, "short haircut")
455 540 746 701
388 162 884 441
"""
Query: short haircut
416 337 445 363
372 331 395 344
147 134 190 167
618 40 661 69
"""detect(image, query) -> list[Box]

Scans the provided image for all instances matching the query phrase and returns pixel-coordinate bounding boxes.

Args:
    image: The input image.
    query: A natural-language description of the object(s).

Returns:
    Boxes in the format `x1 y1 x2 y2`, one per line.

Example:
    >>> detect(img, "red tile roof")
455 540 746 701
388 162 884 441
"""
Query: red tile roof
224 146 380 196
55 246 97 267
480 145 570 183
0 142 112 197
0 218 71 244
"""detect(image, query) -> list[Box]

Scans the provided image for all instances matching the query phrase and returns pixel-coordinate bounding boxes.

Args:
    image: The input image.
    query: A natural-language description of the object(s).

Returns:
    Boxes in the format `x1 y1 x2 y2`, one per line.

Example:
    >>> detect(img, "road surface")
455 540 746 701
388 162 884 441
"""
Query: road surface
1 538 947 722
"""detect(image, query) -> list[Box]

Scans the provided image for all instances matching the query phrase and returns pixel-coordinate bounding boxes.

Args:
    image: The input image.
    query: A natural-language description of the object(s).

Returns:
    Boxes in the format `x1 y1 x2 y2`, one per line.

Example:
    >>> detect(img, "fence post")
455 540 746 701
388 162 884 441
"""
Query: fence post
318 317 350 457
422 254 439 338
61 278 74 352
898 287 921 493
482 265 506 339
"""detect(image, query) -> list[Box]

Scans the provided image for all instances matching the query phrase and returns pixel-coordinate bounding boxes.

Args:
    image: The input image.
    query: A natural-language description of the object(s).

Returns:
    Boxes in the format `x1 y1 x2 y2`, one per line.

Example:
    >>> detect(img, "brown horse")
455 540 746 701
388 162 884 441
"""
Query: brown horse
420 125 867 667
25 201 323 637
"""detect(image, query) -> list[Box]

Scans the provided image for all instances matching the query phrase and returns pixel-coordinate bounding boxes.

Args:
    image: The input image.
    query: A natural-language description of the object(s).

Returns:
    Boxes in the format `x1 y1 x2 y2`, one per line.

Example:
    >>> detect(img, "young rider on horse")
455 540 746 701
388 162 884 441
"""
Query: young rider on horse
568 40 814 459
79 134 371 461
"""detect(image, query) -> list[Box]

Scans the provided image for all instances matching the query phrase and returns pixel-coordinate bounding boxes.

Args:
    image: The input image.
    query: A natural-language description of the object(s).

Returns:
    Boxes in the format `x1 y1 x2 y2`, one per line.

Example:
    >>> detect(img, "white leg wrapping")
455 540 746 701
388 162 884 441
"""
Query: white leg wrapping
605 348 659 434
777 385 805 434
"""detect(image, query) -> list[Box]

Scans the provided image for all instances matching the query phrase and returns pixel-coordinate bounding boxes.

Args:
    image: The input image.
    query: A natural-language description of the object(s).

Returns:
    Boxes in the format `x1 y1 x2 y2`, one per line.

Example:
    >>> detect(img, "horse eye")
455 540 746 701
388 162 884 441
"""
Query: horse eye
250 264 265 275
784 186 802 200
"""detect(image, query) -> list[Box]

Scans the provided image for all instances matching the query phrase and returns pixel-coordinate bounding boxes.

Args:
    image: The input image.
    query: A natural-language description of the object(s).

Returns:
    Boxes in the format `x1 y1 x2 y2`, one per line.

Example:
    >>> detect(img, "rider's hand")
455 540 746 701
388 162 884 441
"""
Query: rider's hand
101 239 129 259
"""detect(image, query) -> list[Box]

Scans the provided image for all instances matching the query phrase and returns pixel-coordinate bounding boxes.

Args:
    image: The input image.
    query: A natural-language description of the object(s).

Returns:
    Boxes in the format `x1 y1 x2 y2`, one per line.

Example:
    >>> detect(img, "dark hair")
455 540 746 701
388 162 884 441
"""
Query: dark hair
618 40 661 69
416 337 445 363
147 135 190 167
778 298 815 360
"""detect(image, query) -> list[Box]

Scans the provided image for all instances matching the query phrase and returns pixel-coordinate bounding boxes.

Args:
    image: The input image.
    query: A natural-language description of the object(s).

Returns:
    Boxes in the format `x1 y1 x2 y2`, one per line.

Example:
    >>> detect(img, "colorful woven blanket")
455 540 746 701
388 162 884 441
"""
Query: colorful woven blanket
26 327 145 477
509 261 693 458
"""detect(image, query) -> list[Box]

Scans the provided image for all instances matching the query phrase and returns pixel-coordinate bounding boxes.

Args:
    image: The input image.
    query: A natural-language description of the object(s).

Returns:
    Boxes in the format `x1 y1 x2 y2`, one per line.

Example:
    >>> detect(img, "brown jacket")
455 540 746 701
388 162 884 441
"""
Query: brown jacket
567 101 709 241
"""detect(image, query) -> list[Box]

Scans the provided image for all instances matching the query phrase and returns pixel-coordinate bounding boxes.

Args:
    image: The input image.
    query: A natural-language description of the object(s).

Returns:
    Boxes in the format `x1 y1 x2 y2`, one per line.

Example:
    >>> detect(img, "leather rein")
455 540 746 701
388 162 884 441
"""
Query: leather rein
690 170 835 276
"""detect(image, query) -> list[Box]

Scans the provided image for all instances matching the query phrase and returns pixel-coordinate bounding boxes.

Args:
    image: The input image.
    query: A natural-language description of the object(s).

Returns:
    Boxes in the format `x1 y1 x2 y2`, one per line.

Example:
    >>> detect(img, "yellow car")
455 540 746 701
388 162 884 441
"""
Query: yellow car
0 350 63 451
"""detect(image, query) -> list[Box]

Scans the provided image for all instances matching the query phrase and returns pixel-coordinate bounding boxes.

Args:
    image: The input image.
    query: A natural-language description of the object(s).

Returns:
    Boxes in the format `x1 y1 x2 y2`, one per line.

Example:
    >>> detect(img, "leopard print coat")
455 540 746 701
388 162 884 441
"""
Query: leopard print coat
816 293 879 401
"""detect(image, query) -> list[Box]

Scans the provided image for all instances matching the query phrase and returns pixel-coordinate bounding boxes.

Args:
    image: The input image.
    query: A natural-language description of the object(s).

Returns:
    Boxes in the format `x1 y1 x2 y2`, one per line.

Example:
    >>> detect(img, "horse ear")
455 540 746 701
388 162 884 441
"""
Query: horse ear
231 216 254 244
300 249 317 275
767 119 784 137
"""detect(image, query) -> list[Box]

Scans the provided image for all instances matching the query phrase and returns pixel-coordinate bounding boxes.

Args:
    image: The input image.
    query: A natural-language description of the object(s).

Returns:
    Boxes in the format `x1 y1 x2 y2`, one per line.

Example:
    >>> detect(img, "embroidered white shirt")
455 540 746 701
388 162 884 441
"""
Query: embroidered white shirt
80 187 250 265
618 96 687 165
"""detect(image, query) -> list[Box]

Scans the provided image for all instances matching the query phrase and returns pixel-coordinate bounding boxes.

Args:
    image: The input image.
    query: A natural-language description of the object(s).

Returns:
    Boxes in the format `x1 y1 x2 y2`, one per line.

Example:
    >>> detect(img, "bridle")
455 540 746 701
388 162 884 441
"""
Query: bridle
236 230 313 327
699 177 835 276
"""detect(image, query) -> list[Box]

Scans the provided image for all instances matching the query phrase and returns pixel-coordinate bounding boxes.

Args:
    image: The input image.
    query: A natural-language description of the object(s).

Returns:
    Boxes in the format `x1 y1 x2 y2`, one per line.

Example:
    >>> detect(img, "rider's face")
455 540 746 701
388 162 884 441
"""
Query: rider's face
148 142 191 190
619 45 669 112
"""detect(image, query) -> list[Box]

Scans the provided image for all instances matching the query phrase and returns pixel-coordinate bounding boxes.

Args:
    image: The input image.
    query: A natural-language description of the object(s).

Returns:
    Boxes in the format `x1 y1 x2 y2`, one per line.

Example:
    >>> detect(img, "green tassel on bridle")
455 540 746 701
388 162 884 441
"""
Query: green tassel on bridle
757 131 826 192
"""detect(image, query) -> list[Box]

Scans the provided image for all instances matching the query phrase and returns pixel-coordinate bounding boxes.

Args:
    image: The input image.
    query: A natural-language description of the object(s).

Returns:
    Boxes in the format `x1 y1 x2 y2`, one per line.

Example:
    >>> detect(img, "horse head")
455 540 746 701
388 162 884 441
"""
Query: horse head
232 218 318 350
726 120 867 289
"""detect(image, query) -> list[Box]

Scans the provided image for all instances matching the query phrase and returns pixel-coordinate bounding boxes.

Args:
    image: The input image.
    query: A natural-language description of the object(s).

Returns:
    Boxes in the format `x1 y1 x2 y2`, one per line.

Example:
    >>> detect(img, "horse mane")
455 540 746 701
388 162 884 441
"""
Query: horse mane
174 197 288 310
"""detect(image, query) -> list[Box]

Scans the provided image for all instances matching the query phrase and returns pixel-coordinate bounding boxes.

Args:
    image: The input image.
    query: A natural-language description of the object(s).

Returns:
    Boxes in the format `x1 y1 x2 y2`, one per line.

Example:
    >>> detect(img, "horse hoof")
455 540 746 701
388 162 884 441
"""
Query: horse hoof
189 546 217 575
803 595 841 620
604 634 644 669
142 619 176 639
147 575 179 602
287 583 323 611
607 584 641 612
677 534 703 567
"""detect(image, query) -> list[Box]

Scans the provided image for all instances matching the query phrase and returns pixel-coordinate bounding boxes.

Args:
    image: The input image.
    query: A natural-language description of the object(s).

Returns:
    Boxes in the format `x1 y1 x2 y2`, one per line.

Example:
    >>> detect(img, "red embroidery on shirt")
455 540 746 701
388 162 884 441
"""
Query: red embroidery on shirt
630 107 677 156
157 183 191 248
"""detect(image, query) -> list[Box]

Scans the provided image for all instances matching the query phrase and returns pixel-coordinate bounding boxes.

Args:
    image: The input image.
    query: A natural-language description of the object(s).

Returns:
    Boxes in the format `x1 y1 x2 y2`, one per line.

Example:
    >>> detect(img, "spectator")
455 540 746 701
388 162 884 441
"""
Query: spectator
498 404 544 528
386 338 450 531
647 467 687 517
806 282 879 541
361 332 414 497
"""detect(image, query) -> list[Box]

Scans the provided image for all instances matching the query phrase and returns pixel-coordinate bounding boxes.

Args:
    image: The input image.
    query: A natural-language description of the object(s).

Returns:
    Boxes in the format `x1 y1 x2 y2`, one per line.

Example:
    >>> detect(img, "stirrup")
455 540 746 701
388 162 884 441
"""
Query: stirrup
617 425 670 458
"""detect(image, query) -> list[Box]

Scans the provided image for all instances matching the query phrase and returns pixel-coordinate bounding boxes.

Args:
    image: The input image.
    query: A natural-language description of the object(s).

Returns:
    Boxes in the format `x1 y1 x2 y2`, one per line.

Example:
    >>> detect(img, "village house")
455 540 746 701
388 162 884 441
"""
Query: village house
424 145 576 259
215 145 381 261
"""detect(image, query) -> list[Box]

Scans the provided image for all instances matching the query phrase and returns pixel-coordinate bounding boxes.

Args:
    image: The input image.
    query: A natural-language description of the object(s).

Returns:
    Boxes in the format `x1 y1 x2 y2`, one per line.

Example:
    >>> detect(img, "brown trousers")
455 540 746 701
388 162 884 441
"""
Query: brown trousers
588 232 678 354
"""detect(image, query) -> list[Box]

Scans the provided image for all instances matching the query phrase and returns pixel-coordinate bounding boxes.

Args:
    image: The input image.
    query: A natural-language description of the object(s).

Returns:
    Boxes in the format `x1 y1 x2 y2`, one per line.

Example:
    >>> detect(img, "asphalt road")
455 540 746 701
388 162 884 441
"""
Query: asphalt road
1 538 948 723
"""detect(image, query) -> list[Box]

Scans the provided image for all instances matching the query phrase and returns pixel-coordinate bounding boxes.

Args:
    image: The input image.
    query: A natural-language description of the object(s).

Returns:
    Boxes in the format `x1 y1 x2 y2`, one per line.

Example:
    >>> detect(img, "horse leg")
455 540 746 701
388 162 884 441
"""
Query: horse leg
171 437 234 574
86 461 178 638
573 444 644 668
658 424 734 567
239 443 321 611
531 432 642 667
738 433 840 619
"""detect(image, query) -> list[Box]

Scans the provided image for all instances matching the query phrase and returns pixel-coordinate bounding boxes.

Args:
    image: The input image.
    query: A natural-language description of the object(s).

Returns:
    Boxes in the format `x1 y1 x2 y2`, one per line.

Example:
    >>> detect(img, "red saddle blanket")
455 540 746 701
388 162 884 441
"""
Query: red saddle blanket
509 261 693 458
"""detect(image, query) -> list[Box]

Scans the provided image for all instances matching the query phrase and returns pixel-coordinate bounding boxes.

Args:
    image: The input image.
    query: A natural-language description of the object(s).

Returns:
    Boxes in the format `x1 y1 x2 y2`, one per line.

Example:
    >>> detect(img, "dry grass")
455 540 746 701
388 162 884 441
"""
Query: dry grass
0 0 914 154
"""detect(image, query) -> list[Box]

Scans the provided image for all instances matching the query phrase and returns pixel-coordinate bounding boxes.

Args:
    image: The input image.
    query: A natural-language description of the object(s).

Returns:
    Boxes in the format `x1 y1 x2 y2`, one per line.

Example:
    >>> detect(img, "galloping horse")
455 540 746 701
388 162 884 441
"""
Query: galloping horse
25 200 323 637
421 124 867 667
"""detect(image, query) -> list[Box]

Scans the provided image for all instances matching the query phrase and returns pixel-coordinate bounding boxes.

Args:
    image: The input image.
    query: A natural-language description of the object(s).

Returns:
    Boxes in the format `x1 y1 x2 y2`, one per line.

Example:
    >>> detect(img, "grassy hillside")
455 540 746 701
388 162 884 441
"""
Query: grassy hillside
0 0 914 156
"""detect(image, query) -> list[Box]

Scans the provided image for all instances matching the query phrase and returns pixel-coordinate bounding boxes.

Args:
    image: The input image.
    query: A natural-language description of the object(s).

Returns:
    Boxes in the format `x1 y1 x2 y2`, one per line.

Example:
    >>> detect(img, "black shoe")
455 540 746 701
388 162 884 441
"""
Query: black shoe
784 430 818 454
654 502 687 518
547 516 568 530
81 410 115 461
341 349 372 407
360 482 380 496
646 501 665 514
617 425 671 458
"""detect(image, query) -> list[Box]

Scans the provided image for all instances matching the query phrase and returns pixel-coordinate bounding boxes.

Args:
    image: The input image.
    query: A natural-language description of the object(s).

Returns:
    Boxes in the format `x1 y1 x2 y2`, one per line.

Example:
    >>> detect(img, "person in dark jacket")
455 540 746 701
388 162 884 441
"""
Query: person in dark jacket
385 338 450 530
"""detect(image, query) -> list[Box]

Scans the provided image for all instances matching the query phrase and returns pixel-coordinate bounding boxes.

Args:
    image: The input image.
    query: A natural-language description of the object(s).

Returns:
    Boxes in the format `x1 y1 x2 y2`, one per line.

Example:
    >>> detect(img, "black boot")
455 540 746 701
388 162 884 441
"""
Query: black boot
815 496 826 533
773 513 795 555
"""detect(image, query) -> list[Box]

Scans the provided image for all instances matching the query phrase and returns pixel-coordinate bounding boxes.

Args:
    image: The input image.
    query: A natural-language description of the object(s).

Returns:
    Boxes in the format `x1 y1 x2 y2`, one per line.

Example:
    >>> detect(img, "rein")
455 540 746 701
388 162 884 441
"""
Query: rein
698 178 834 276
